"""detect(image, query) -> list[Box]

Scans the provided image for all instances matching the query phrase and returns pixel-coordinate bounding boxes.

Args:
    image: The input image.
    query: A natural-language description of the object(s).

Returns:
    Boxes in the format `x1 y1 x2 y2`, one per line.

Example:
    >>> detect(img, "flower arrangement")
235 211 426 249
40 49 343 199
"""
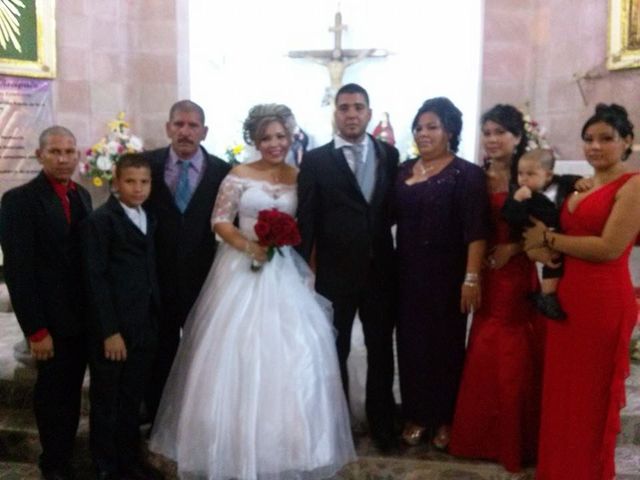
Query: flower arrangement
631 338 640 363
80 112 144 187
251 209 301 272
520 106 552 152
225 142 245 165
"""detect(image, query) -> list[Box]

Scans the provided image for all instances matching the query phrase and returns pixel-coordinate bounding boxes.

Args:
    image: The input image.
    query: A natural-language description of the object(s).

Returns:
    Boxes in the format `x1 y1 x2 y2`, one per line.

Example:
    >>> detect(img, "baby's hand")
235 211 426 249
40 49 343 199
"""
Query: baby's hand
575 177 594 192
513 186 532 201
104 333 127 361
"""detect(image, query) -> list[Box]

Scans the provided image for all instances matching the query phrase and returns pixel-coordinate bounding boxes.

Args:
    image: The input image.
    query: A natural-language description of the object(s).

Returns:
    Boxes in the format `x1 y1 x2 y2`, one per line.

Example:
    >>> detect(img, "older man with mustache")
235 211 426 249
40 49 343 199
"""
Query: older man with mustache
142 100 231 424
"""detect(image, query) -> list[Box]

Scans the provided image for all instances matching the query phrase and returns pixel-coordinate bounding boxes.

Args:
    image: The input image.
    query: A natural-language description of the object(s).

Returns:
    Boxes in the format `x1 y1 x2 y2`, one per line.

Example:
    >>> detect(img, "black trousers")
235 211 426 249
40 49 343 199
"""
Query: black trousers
144 318 180 424
34 335 87 472
89 342 155 473
331 285 396 438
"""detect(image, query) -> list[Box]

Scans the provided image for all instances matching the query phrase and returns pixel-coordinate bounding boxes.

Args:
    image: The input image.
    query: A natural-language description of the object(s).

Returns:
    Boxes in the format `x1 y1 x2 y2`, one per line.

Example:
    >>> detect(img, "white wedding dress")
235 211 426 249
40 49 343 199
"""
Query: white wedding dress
149 174 356 480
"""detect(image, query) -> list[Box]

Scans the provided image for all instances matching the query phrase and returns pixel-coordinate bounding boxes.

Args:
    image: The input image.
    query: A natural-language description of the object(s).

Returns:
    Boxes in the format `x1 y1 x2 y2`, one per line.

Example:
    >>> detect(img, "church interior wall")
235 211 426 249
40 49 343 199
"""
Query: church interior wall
51 0 638 167
482 0 640 167
52 0 179 154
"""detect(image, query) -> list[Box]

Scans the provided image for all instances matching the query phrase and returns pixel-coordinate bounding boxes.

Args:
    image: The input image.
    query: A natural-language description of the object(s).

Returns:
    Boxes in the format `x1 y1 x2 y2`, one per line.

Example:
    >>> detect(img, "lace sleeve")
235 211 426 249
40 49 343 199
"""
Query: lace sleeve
211 174 245 225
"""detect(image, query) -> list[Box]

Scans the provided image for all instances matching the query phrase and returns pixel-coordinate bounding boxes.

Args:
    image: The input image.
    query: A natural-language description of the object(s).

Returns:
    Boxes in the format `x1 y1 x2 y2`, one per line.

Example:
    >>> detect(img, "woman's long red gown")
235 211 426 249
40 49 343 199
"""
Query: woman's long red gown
450 191 544 473
536 173 638 479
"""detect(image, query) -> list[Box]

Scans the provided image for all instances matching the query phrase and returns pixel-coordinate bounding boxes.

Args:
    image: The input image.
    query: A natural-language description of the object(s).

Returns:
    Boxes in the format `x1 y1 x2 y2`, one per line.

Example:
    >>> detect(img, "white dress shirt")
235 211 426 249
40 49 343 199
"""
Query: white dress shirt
334 134 370 174
120 201 148 234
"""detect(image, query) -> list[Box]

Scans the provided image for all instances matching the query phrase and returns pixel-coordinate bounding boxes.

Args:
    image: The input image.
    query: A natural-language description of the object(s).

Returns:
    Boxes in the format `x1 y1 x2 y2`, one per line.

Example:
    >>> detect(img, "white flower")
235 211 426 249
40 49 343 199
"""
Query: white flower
107 140 121 155
127 135 143 151
96 155 113 171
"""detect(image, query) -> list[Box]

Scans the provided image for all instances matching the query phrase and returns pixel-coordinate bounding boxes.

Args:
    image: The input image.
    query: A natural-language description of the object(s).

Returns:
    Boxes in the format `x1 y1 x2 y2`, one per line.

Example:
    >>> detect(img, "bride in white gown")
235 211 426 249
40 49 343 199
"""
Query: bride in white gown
149 104 356 479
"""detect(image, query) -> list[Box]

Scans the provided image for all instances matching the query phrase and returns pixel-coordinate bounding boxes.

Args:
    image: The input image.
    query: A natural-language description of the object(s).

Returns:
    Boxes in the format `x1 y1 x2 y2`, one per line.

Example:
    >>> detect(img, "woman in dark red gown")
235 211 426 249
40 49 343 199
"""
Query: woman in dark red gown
449 105 544 474
524 104 640 480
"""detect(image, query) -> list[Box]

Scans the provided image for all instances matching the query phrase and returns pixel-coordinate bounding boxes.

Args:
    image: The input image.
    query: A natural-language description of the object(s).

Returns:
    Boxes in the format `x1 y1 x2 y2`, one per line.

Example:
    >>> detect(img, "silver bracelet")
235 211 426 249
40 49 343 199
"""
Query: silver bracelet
464 272 479 282
244 240 254 258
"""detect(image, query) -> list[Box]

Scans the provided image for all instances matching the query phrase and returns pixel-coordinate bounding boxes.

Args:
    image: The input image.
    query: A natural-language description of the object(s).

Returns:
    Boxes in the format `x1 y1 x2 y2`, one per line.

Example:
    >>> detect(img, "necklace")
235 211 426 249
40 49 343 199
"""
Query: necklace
415 160 436 177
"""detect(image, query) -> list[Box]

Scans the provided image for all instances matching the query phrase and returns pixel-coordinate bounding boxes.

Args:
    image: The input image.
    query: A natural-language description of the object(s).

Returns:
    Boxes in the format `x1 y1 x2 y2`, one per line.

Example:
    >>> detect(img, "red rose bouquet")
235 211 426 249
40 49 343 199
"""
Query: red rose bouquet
251 209 301 271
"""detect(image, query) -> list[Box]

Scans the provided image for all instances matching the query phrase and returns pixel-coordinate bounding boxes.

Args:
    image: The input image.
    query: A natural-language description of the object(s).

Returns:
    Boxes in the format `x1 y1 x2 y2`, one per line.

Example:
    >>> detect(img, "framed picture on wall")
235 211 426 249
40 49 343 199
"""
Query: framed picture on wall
0 0 56 78
608 0 640 70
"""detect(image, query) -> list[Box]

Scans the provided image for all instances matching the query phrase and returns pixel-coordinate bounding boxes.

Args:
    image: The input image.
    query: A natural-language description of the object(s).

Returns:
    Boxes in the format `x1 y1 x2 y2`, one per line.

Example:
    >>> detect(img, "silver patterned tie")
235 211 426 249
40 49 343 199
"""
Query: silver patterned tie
347 144 364 177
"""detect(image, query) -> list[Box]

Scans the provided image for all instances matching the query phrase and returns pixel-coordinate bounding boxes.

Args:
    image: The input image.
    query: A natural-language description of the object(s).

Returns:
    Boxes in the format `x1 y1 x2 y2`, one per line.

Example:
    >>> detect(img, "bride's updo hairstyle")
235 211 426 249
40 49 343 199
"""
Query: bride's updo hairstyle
581 103 634 160
242 103 297 146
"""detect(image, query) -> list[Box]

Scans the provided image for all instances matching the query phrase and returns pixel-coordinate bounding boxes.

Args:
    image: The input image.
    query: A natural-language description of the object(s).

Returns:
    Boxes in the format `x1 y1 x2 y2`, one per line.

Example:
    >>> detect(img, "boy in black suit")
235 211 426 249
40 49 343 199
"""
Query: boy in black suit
502 148 566 320
83 154 163 480
0 126 92 480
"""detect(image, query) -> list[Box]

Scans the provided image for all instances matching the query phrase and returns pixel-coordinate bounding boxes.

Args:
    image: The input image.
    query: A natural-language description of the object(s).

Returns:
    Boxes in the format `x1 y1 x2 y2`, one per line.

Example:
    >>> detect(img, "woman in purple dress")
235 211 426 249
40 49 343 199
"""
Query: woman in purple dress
394 97 489 448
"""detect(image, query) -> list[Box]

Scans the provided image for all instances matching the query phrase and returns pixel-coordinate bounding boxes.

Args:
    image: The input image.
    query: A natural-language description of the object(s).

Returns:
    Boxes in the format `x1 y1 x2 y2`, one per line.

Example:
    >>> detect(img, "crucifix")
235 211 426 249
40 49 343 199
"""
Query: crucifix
288 11 388 105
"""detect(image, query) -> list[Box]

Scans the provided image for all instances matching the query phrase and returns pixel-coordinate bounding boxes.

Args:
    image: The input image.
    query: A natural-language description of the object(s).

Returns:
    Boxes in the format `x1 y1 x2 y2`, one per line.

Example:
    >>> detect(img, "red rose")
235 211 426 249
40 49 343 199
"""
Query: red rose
254 220 271 245
254 209 301 248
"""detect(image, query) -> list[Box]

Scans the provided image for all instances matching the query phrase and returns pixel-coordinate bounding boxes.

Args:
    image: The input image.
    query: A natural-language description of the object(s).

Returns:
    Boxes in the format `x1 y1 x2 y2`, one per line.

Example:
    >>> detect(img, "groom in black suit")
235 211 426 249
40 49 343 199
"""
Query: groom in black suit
142 100 231 422
0 126 92 479
297 83 399 451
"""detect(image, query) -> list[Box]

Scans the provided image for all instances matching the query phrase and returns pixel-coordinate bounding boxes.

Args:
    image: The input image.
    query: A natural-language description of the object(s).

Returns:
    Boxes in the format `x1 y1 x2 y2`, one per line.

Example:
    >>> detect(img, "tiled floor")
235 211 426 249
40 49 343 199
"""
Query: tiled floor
0 297 638 479
0 461 39 479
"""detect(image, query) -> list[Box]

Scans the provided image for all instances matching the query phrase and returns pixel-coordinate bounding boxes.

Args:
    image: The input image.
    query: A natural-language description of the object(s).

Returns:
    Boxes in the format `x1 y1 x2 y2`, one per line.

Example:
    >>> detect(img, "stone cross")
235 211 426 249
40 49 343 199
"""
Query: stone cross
288 11 388 104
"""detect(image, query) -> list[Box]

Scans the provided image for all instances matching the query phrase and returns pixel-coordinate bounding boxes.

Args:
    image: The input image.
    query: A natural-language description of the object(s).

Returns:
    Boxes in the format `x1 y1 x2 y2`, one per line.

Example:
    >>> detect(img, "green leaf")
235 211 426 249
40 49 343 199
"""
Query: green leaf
267 246 275 261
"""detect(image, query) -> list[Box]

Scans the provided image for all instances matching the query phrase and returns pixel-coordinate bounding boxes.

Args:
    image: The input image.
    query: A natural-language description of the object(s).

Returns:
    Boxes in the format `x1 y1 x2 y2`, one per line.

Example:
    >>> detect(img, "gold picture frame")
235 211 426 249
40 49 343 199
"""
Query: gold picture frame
608 0 640 70
0 0 56 78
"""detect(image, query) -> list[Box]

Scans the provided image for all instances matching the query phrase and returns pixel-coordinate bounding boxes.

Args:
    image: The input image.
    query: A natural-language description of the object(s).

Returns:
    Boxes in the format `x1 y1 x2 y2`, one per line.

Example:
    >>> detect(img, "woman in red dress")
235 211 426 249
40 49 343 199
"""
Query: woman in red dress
449 104 543 474
524 104 640 480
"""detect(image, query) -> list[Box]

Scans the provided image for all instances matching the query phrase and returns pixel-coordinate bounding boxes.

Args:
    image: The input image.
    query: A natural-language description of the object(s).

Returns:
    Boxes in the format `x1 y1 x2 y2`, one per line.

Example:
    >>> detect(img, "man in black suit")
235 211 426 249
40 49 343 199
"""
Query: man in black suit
0 126 92 480
297 83 399 451
142 100 231 422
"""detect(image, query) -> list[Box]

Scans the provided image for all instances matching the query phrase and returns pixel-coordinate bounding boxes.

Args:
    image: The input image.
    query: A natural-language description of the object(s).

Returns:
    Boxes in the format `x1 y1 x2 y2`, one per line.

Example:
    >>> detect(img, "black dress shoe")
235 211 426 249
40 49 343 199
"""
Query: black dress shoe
532 292 567 320
42 471 70 480
372 432 400 454
96 470 120 480
41 461 78 480
121 462 164 480
42 464 79 480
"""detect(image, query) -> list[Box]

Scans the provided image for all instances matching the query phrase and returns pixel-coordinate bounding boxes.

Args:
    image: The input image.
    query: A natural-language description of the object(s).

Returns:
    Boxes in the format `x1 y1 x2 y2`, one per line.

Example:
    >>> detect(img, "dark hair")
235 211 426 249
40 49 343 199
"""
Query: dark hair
335 83 370 107
39 125 76 149
242 104 296 146
481 104 527 182
115 153 151 177
169 100 206 125
412 97 462 153
581 103 634 160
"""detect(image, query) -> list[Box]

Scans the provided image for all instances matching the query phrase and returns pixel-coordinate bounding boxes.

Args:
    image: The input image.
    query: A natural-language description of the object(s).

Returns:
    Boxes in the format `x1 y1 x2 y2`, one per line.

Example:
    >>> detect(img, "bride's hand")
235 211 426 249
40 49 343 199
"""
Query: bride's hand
247 241 269 262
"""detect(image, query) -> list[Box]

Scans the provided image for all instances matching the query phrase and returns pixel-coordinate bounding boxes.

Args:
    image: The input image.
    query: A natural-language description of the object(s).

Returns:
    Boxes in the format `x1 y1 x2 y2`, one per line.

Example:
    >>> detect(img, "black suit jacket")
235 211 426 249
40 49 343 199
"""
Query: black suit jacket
82 195 160 348
546 174 581 209
502 190 560 236
0 172 92 338
297 135 399 299
142 146 231 325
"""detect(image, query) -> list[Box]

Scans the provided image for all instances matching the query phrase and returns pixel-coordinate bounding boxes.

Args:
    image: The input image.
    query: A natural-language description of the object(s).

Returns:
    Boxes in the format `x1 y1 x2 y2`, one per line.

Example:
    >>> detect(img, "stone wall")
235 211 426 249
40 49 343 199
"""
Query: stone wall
482 0 640 167
54 0 180 154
